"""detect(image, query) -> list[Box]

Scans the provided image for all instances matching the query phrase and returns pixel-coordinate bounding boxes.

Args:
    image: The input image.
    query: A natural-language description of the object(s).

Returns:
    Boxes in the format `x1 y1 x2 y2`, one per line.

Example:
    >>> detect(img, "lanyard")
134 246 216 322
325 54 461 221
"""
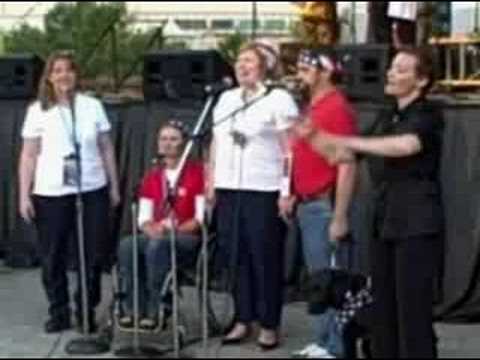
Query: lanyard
57 96 79 152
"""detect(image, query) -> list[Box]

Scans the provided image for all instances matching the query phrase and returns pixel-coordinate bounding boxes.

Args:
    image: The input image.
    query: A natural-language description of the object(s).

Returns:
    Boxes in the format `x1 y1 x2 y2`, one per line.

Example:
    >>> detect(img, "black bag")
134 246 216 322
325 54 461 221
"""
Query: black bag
306 267 369 315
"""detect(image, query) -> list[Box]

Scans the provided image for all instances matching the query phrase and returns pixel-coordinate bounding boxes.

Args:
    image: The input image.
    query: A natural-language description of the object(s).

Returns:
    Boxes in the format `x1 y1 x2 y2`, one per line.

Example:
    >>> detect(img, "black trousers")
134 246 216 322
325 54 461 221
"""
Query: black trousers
370 235 440 359
216 190 285 330
33 188 110 320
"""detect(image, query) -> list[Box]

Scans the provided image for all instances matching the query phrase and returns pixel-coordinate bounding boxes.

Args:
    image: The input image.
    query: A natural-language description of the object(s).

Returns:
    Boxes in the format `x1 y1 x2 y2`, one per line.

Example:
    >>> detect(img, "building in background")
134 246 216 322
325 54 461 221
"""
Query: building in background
0 2 367 47
0 2 475 48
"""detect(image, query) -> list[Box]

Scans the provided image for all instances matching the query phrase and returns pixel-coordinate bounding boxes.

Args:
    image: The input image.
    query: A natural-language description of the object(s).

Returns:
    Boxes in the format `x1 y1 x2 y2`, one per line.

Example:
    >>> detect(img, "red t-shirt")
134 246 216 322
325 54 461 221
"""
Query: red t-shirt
139 161 204 225
292 90 357 197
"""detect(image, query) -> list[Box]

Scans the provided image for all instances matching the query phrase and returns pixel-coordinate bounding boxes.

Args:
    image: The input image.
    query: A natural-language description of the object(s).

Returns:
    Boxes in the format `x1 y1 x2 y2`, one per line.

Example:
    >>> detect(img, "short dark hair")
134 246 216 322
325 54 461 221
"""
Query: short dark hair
396 46 435 93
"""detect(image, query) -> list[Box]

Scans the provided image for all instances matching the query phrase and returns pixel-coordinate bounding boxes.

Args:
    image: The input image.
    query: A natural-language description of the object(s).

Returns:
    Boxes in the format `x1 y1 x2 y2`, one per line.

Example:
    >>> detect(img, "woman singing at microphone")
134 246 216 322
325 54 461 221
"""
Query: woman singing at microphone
208 41 299 351
18 51 120 334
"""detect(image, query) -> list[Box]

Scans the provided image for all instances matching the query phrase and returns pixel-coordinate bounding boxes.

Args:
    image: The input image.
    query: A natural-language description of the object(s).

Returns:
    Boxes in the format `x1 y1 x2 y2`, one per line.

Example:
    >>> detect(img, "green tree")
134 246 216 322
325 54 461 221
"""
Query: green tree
4 2 163 84
4 24 49 57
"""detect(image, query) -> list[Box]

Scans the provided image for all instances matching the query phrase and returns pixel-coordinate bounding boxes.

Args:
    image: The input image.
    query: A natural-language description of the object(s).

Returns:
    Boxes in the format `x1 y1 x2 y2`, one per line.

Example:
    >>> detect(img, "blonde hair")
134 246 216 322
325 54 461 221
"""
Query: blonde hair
37 51 80 111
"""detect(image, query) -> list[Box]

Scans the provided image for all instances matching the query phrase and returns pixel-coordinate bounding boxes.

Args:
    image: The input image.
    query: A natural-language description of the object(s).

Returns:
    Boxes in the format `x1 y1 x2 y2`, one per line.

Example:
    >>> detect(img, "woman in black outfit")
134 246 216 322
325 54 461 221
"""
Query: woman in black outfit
297 47 444 358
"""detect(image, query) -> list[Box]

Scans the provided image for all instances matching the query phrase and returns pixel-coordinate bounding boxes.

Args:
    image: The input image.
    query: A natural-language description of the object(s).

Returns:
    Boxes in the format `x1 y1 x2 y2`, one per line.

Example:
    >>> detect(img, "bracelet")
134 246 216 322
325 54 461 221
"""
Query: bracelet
280 177 291 197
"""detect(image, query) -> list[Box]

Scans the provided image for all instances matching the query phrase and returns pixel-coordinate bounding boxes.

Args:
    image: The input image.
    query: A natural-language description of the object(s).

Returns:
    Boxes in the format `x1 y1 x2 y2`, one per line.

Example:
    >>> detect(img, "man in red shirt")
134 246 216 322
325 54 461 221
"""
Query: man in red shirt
117 120 204 331
290 49 358 359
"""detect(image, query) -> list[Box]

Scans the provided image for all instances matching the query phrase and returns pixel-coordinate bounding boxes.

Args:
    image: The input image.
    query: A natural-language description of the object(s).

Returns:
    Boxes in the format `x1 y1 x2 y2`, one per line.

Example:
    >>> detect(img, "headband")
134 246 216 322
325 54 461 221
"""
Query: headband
253 40 279 71
164 119 189 137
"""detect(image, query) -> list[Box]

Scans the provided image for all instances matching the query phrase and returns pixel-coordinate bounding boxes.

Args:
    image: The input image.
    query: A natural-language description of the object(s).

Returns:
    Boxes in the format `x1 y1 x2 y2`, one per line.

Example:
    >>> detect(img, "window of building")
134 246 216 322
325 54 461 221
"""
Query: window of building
211 19 234 30
175 19 207 31
263 19 287 32
238 19 260 33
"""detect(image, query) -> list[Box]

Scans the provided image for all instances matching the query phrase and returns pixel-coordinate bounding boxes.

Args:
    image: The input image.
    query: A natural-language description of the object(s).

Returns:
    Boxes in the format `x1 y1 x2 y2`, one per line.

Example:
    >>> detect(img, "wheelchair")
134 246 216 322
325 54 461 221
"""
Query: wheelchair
104 221 233 356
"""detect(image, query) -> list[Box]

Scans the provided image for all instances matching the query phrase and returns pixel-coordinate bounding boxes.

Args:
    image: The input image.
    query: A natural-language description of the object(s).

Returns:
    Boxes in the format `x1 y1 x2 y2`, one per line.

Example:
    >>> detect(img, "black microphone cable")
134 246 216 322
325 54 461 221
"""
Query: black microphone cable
195 86 276 141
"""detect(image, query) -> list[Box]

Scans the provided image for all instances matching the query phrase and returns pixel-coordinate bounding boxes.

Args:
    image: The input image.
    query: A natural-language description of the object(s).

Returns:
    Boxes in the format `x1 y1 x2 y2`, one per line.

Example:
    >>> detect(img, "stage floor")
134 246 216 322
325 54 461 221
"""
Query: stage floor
1 263 479 358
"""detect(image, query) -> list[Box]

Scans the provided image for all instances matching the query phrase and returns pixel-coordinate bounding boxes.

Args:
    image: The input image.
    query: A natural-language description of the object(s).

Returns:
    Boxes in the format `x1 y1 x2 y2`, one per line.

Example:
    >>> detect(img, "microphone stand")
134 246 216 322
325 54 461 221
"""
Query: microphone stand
114 184 165 357
164 93 218 359
65 94 110 355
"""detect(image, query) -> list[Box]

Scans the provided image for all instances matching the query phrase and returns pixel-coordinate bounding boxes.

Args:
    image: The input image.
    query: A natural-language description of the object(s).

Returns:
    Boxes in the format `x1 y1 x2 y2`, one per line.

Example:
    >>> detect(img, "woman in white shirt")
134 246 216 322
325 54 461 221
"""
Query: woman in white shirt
209 42 299 350
18 51 120 334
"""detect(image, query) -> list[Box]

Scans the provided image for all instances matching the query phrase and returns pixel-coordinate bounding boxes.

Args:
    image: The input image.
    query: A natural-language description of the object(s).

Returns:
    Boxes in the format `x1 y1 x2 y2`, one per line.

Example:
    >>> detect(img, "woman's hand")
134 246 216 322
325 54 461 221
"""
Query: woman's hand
110 187 121 208
143 221 166 240
206 184 216 208
20 195 36 223
312 131 355 165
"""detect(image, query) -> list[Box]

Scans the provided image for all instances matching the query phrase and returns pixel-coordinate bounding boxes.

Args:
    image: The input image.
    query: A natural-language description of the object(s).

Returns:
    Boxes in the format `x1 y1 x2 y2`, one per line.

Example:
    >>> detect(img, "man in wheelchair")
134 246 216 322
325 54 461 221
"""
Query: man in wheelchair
117 120 205 331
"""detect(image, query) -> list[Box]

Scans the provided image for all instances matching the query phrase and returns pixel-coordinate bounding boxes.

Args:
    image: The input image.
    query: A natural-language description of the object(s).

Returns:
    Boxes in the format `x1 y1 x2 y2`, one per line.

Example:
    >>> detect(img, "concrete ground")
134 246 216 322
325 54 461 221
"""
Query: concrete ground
1 264 480 358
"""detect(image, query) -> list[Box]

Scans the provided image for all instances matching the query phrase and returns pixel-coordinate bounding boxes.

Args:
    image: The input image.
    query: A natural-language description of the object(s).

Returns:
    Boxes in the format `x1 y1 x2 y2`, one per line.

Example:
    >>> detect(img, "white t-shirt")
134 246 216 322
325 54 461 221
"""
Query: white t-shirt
213 86 299 192
22 93 112 196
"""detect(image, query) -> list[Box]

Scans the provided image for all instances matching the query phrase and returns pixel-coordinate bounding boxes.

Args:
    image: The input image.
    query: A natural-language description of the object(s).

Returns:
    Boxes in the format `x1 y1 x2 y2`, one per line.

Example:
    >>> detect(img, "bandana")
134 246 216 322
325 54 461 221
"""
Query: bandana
298 49 343 74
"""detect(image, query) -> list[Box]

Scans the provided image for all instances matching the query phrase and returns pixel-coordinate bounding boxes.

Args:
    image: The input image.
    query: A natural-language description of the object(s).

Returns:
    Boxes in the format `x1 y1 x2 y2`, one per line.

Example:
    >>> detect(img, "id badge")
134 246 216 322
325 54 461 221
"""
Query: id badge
63 154 80 187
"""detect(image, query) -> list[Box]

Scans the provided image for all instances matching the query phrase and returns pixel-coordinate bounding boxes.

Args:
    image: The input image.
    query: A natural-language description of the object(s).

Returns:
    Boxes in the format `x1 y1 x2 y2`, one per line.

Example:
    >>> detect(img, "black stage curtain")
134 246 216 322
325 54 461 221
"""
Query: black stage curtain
0 99 479 322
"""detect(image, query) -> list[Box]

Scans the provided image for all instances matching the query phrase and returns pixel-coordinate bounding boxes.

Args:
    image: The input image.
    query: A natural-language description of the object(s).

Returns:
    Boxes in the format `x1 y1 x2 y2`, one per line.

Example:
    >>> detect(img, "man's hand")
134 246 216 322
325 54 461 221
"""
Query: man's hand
329 216 349 243
278 196 296 220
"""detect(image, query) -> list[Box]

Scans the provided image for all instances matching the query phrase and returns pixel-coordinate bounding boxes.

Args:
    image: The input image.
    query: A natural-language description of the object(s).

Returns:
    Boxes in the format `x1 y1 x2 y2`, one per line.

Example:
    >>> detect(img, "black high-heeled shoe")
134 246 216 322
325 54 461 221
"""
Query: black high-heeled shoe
44 316 72 334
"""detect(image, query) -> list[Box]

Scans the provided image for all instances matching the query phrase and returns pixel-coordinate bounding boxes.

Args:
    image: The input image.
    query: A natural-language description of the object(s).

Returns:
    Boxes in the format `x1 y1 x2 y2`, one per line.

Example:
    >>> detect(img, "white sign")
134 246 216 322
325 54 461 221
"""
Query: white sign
388 2 418 21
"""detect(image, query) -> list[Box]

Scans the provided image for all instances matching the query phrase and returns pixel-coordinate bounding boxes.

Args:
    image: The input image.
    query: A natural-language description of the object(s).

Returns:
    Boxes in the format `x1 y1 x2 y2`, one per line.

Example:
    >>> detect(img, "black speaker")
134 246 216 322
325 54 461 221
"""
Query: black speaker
335 44 391 101
0 54 44 100
143 50 234 101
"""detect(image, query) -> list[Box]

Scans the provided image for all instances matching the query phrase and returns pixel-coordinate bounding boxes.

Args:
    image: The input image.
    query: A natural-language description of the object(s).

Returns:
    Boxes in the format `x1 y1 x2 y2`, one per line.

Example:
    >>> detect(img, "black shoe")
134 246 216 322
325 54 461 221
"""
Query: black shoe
44 316 72 334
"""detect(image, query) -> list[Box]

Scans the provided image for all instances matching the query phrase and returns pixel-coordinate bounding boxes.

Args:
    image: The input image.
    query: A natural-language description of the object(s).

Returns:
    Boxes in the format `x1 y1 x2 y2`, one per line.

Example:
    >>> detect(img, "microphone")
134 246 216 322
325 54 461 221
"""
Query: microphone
204 77 234 95
68 89 76 110
68 91 81 161
152 153 166 166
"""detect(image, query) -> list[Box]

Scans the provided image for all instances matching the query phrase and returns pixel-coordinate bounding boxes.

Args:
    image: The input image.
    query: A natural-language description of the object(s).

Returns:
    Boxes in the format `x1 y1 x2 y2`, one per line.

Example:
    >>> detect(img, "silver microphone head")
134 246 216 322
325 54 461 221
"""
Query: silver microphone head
204 76 234 95
152 153 166 166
